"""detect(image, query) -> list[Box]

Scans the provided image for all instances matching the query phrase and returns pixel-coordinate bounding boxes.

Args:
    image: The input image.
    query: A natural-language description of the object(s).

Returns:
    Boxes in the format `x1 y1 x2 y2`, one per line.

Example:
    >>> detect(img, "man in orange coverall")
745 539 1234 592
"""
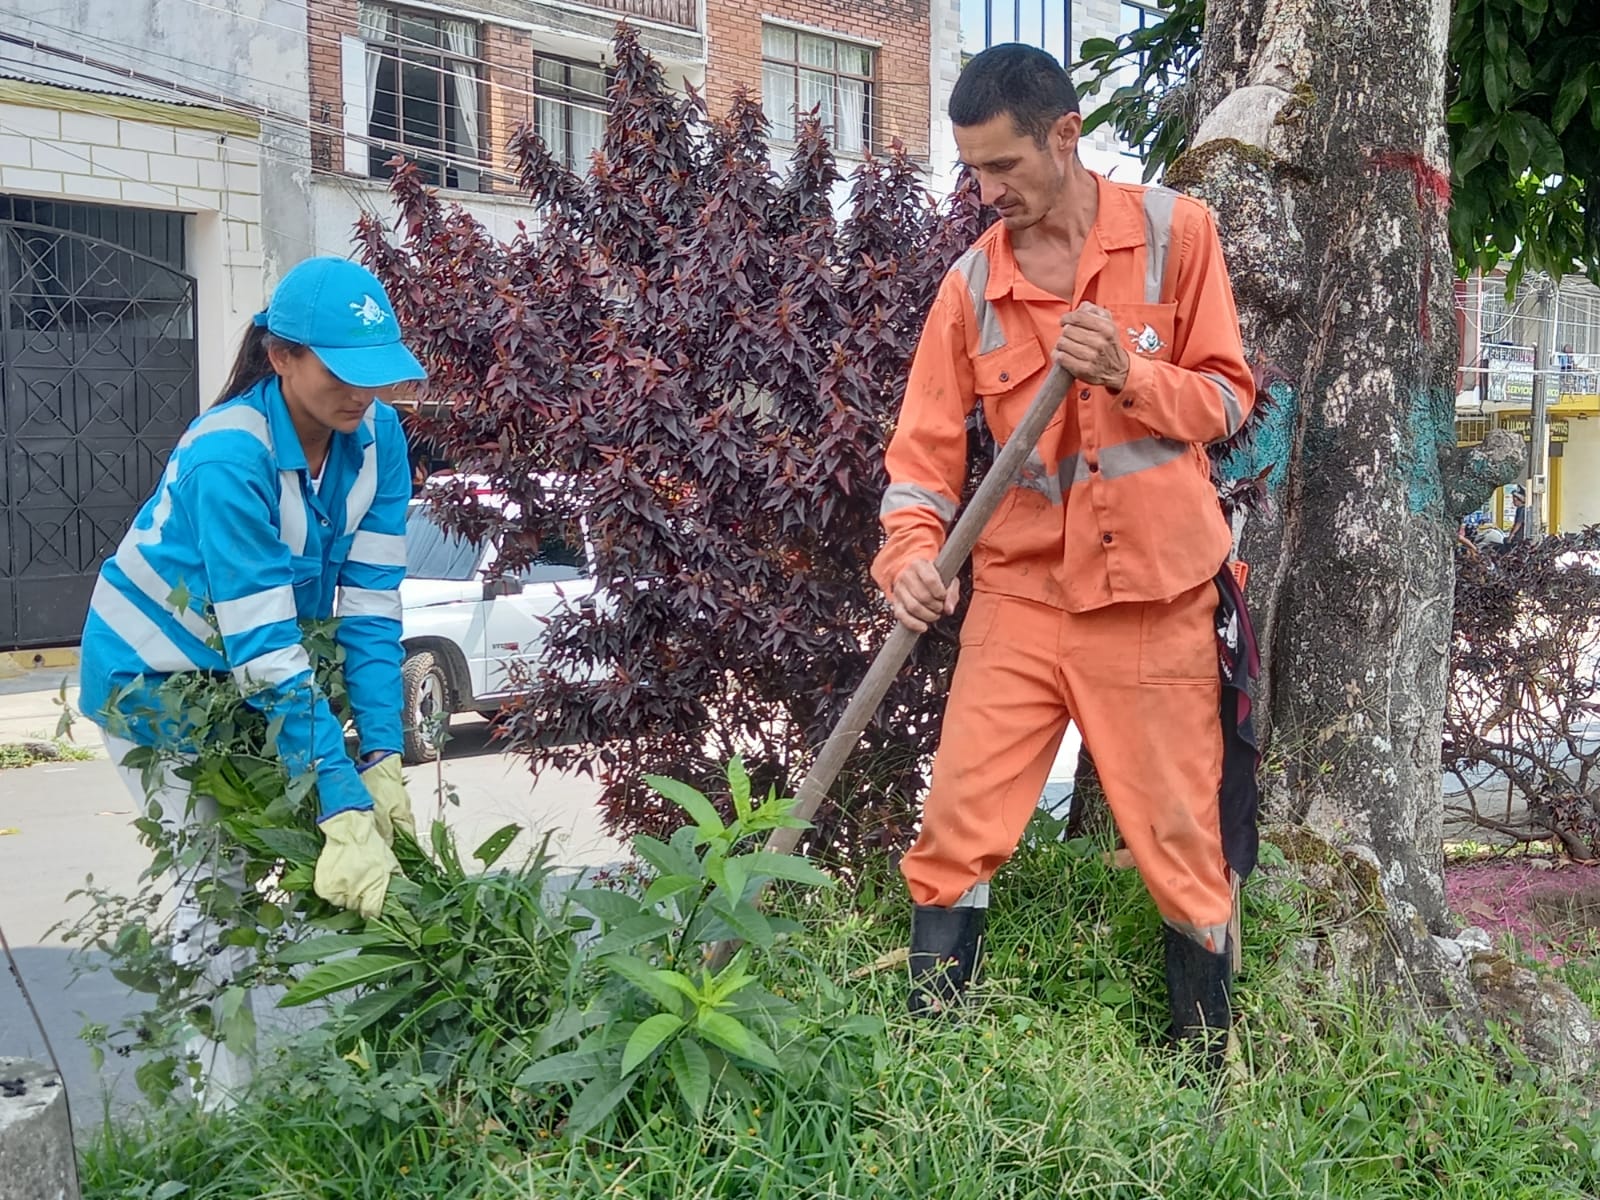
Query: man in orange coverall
874 44 1254 1062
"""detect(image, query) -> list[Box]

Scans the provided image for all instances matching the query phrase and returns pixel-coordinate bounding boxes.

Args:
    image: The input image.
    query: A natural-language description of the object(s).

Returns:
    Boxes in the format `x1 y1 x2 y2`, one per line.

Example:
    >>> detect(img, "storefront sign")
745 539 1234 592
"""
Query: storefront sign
1483 342 1535 406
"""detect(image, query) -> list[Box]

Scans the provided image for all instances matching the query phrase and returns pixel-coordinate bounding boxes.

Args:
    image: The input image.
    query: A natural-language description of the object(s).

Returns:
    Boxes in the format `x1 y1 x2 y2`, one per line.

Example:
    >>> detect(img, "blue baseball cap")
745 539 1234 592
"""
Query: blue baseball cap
252 256 426 389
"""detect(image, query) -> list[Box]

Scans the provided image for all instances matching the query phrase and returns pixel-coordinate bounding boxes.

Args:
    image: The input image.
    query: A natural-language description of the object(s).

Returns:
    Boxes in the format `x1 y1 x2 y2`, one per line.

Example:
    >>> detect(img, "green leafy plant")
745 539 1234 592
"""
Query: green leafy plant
78 821 1600 1199
1074 0 1600 289
1075 0 1204 184
61 619 362 1102
66 633 856 1136
508 758 842 1138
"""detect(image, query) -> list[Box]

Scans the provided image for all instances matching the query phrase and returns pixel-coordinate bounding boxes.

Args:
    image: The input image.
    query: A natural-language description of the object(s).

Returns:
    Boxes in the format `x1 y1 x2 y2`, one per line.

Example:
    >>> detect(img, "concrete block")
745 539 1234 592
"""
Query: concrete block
178 186 223 211
225 191 262 225
0 134 28 168
0 1058 80 1200
147 152 199 186
58 173 123 201
120 181 178 206
196 157 226 189
89 144 148 181
220 137 260 168
28 142 89 174
175 128 223 161
225 218 251 255
60 111 119 146
0 168 62 195
0 105 60 140
227 161 262 197
118 120 175 155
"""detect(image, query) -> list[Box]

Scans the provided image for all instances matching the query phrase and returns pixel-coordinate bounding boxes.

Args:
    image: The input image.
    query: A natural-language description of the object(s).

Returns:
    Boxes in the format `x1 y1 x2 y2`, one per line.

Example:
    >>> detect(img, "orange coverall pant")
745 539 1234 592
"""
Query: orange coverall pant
899 583 1232 950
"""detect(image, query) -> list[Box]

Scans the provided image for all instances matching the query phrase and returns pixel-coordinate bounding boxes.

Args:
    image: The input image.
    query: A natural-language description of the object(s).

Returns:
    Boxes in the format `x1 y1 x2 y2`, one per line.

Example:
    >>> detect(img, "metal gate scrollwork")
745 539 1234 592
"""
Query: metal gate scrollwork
0 196 198 649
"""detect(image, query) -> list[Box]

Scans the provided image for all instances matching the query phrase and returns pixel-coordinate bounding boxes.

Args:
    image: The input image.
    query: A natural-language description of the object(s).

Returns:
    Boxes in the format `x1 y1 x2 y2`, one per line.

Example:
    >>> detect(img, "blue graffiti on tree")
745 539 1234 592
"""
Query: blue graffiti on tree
1216 380 1453 515
1402 386 1454 515
1218 378 1297 491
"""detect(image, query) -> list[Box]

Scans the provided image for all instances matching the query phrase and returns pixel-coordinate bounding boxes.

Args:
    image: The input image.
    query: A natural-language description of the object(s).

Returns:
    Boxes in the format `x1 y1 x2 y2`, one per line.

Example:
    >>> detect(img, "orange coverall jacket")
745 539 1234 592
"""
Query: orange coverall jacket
873 175 1254 613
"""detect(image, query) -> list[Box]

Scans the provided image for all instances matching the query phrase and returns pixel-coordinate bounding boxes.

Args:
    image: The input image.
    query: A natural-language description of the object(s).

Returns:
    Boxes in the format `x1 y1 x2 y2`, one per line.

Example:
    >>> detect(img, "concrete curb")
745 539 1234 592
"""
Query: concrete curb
0 1058 80 1200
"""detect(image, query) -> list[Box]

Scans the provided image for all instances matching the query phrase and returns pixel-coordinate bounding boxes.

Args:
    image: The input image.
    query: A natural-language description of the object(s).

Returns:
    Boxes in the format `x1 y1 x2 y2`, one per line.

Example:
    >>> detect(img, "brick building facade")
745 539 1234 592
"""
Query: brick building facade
306 0 704 195
705 0 932 163
305 0 544 190
306 0 933 193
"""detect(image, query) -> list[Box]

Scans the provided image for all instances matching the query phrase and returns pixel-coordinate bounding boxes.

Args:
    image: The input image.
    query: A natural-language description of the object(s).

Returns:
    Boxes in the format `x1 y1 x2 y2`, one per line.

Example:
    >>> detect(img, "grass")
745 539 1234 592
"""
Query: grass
0 737 95 769
80 828 1600 1200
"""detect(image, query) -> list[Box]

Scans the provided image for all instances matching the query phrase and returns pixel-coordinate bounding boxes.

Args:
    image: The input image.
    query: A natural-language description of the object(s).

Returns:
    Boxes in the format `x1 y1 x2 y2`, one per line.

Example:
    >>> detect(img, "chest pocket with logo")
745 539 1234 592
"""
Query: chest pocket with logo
1109 303 1177 366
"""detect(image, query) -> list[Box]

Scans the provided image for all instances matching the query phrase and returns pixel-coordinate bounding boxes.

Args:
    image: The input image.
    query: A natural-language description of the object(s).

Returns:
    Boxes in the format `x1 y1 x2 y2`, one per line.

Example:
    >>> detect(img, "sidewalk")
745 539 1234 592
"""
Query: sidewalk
0 665 89 752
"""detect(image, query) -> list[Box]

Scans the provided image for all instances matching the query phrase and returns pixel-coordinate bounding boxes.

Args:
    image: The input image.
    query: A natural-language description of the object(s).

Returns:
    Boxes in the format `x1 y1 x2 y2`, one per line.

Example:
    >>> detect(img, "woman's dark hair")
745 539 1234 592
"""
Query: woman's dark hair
216 323 305 404
949 43 1081 146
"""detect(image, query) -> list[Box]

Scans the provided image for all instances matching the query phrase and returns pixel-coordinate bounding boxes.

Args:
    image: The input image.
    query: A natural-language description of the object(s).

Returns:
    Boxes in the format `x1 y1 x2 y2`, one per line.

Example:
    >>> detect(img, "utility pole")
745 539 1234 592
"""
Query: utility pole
1527 276 1554 541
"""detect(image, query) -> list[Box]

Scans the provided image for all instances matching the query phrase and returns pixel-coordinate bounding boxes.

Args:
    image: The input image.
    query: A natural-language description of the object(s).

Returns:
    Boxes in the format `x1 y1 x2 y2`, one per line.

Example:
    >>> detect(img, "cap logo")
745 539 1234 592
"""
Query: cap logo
350 295 388 328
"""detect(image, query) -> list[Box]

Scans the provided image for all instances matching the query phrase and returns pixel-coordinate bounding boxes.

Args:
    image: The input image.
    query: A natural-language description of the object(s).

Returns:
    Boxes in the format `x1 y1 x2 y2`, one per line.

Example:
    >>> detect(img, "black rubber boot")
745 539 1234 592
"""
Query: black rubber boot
908 904 986 1017
1164 924 1232 1073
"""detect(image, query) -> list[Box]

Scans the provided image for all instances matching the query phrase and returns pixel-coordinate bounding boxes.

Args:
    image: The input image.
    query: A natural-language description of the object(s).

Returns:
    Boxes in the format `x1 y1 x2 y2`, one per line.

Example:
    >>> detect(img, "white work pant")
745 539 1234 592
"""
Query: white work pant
103 733 256 1109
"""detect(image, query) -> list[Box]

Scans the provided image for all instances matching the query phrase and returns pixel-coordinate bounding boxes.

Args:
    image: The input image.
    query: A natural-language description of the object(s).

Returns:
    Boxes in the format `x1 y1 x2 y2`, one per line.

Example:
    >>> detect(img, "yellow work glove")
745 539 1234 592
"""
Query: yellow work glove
359 754 418 845
314 809 400 920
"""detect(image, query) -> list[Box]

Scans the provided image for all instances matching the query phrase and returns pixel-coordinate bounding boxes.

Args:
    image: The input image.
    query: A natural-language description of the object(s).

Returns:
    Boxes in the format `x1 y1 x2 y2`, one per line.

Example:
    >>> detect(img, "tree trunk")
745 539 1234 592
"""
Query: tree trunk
1170 0 1522 935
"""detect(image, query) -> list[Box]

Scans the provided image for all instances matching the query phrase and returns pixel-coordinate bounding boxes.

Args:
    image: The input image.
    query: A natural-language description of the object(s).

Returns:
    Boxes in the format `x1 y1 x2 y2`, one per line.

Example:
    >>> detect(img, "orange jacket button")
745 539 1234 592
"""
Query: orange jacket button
1102 533 1114 544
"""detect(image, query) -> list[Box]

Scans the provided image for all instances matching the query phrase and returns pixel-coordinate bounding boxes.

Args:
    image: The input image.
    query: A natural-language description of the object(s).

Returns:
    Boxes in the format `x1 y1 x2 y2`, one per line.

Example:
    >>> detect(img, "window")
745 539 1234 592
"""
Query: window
760 25 874 156
959 0 1070 66
512 527 590 585
534 56 608 173
1120 2 1160 42
351 3 483 190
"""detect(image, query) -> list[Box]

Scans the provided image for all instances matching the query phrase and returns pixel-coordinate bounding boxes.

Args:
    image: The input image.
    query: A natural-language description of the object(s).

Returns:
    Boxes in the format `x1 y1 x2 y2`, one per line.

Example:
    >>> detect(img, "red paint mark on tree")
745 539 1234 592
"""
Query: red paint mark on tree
1371 151 1452 338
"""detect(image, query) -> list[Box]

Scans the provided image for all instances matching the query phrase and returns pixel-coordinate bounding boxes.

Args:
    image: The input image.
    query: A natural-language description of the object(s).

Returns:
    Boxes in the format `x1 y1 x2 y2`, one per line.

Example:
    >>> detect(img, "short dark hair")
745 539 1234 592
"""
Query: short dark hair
949 44 1081 145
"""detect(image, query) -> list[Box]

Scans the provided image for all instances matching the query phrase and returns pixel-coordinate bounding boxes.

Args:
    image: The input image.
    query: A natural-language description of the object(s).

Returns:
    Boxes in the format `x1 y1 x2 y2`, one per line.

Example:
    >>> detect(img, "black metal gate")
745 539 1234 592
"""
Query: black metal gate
0 195 197 649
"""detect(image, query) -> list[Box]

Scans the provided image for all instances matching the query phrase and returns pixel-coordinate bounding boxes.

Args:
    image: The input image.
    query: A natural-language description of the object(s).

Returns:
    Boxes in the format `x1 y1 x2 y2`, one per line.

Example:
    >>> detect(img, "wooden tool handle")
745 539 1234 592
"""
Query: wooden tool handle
764 364 1076 857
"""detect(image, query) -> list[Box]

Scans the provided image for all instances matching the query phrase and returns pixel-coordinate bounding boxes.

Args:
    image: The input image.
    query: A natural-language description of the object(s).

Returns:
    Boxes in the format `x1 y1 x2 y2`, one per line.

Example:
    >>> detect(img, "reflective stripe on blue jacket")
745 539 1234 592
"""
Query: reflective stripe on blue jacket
79 376 410 819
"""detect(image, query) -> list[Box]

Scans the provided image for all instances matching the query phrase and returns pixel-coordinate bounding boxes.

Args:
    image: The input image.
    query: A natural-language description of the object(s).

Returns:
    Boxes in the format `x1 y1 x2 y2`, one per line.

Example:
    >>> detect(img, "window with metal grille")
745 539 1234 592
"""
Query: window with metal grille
760 25 874 157
1117 1 1162 161
357 2 484 190
534 56 609 173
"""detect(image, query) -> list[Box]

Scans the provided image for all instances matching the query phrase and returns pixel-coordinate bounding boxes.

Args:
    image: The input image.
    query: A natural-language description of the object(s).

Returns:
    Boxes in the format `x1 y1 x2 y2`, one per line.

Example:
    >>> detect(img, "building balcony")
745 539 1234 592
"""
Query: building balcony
575 0 699 32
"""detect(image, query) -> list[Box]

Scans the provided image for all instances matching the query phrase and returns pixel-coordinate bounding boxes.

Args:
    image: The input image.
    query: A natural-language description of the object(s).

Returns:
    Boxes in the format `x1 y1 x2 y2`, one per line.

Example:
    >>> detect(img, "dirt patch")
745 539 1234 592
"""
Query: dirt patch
1446 857 1600 963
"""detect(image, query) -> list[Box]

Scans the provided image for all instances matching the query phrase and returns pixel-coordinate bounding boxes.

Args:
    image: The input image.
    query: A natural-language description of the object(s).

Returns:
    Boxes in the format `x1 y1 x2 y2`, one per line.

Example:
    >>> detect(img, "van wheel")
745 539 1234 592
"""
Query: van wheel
402 650 453 764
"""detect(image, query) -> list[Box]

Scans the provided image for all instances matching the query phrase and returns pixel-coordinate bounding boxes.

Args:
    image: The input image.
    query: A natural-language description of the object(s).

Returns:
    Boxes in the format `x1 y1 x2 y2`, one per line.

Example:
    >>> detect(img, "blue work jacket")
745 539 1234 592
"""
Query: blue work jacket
79 377 410 819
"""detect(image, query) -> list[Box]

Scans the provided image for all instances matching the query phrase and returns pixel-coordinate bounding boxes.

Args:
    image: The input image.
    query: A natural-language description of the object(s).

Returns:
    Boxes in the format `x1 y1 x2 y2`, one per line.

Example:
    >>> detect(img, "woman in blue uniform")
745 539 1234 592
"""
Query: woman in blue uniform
80 256 426 1101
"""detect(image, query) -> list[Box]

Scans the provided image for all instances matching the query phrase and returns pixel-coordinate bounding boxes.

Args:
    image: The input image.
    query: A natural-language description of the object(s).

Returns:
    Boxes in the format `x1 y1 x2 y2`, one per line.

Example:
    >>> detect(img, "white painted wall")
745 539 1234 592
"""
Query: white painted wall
0 0 317 277
0 99 266 407
311 176 545 261
928 0 965 191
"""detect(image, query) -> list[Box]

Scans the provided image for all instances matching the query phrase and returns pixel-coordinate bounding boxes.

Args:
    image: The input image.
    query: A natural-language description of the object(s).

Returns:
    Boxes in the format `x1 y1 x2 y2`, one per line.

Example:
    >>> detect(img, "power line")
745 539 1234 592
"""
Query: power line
0 50 528 196
9 5 931 186
0 115 383 260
